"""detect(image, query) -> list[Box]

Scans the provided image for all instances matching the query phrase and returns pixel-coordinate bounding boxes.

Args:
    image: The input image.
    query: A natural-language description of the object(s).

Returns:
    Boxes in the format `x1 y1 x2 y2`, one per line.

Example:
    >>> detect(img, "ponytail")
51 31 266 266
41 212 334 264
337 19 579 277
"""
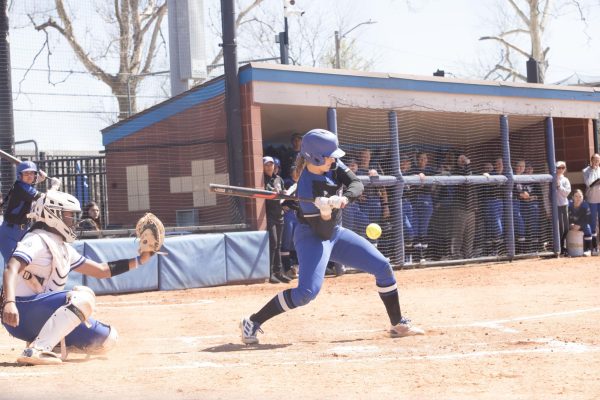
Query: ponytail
295 154 307 177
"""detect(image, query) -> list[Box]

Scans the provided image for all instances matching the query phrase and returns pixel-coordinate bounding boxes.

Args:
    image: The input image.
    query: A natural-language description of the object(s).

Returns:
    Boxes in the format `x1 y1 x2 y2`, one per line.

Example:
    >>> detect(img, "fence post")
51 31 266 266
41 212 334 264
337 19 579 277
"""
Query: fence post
501 115 515 259
388 111 404 266
545 117 560 255
327 108 337 133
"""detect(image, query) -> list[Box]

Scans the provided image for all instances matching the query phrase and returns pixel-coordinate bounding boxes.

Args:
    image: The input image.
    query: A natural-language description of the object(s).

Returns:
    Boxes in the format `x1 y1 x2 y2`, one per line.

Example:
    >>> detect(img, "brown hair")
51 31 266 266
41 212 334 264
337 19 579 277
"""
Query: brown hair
294 154 307 177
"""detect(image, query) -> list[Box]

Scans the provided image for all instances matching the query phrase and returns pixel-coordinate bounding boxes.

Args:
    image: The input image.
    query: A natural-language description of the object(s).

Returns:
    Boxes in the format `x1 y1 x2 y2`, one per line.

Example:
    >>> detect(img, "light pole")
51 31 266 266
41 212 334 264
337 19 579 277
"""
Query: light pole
334 19 376 69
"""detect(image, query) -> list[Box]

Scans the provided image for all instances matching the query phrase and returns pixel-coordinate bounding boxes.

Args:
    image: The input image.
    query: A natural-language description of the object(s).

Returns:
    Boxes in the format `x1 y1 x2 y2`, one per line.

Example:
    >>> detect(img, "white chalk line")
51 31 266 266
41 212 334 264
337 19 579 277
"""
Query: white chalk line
96 299 215 309
145 337 600 370
135 307 600 348
435 306 600 333
141 307 600 371
6 307 597 375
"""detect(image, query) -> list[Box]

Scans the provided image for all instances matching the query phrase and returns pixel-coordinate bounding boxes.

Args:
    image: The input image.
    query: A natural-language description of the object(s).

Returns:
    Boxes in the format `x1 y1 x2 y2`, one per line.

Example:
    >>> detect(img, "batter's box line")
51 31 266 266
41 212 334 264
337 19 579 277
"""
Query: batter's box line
434 306 600 333
142 338 600 370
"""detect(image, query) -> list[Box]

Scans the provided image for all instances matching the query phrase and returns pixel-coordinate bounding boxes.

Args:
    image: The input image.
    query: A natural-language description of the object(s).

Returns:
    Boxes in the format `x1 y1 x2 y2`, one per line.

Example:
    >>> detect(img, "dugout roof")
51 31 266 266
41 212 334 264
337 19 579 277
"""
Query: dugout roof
102 62 600 146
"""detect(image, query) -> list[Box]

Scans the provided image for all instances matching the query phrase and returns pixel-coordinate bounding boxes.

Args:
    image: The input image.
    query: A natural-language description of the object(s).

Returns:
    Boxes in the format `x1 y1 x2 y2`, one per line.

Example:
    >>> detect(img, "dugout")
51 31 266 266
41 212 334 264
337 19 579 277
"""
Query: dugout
101 62 600 275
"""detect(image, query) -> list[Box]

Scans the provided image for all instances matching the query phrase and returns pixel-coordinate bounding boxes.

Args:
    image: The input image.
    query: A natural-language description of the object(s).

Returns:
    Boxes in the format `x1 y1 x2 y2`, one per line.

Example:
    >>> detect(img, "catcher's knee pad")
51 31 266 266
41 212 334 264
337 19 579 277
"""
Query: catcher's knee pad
66 285 96 321
30 287 95 353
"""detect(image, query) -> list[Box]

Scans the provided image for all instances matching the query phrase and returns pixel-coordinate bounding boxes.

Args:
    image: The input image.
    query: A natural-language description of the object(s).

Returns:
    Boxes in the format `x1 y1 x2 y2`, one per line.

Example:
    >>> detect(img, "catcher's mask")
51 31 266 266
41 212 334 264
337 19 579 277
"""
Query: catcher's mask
29 191 81 242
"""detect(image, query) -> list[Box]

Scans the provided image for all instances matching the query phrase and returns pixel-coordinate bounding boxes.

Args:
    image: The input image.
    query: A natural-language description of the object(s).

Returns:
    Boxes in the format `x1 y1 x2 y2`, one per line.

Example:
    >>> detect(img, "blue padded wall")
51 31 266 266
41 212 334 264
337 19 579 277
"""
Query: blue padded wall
224 231 269 282
159 233 227 290
83 237 159 295
4 231 268 295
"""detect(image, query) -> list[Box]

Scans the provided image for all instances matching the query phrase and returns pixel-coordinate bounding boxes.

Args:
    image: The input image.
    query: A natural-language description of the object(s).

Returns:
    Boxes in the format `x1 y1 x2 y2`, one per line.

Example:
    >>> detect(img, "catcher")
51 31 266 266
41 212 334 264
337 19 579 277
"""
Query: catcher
1 190 165 365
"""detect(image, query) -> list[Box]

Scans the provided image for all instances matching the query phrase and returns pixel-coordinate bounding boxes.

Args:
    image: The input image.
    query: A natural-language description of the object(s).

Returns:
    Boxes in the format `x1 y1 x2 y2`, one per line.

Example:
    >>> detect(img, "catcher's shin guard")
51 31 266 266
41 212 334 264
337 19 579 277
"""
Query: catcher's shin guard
28 286 96 354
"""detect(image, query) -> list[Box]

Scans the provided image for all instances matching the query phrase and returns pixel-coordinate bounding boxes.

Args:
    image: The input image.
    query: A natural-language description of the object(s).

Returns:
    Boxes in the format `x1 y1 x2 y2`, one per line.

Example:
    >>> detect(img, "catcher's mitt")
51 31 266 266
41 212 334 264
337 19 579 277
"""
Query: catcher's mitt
135 213 165 255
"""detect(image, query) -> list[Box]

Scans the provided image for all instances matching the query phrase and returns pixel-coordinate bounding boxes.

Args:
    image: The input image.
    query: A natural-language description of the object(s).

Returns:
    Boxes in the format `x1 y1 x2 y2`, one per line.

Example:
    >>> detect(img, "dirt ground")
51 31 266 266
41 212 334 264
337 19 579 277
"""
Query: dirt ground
1 256 599 400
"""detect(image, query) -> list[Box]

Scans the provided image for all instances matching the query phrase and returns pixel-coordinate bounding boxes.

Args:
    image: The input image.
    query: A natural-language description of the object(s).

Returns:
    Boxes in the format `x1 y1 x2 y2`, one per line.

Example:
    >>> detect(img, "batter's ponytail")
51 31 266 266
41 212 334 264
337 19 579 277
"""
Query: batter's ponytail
295 154 306 177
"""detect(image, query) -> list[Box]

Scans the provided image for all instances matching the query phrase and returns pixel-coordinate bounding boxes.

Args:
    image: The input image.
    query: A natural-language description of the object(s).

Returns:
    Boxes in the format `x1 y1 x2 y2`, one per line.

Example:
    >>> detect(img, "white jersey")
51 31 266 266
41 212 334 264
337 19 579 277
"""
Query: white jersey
12 229 86 297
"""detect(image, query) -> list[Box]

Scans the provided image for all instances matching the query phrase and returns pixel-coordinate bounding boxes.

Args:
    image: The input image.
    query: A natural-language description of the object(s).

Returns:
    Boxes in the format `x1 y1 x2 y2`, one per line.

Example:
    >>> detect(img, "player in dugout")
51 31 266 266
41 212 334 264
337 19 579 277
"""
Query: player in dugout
240 129 424 344
1 190 160 365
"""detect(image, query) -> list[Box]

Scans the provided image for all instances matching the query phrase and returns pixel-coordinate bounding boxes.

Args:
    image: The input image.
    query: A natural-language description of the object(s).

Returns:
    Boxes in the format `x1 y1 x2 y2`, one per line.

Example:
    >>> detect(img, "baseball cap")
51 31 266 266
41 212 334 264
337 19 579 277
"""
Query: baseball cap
263 156 275 164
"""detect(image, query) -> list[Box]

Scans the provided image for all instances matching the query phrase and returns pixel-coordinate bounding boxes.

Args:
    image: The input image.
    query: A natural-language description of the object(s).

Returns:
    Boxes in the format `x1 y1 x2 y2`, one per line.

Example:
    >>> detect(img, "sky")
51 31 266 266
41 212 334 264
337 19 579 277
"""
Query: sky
6 0 600 153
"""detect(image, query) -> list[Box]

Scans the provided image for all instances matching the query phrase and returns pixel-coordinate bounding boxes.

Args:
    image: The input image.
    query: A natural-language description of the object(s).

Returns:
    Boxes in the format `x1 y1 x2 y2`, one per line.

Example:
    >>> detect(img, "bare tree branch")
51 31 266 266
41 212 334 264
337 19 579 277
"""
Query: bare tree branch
140 4 166 74
479 35 530 58
499 28 529 36
26 0 168 119
209 0 266 68
508 0 530 25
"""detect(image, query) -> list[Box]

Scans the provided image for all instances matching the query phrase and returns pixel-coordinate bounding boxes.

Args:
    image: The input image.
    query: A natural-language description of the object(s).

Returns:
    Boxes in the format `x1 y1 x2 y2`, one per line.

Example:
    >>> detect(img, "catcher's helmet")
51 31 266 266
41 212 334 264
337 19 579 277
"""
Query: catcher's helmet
29 190 81 242
300 129 345 166
17 161 38 181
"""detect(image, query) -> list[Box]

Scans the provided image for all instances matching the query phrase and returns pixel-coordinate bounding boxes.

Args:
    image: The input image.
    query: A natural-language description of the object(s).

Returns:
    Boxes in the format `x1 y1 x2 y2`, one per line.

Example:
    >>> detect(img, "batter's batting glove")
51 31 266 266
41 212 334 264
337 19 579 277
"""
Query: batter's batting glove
327 195 348 209
314 197 333 218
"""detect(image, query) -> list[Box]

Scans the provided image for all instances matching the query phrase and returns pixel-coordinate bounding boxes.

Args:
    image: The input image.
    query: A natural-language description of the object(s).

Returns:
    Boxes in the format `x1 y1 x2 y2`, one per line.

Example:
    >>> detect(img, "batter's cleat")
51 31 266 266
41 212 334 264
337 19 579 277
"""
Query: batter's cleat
240 317 263 345
389 318 425 338
17 347 62 365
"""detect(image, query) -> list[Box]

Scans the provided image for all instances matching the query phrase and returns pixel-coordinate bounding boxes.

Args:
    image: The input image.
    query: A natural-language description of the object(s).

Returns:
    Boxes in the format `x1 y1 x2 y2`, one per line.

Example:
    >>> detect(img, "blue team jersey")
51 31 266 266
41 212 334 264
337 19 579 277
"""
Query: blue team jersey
297 163 346 218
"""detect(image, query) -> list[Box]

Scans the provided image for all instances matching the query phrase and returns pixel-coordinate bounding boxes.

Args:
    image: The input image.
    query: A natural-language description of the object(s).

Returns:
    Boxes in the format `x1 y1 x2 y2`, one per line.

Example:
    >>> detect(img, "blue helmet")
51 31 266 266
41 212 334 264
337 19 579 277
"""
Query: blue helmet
17 161 38 180
273 157 281 168
300 129 345 166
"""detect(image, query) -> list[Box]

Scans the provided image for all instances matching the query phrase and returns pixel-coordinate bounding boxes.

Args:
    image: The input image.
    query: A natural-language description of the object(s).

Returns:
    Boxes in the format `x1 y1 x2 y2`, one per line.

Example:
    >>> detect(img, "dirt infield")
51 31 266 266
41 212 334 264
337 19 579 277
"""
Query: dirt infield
1 256 599 400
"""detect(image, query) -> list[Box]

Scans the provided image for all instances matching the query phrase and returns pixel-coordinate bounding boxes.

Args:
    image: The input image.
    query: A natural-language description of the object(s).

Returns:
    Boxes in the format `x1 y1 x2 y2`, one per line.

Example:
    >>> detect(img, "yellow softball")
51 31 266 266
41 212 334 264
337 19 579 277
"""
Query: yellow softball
366 223 382 240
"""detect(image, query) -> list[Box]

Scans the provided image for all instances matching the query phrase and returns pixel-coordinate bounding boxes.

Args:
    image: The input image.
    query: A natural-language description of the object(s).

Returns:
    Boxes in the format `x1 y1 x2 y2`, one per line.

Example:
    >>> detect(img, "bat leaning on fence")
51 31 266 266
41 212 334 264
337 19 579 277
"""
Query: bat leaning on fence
0 148 61 190
209 183 314 203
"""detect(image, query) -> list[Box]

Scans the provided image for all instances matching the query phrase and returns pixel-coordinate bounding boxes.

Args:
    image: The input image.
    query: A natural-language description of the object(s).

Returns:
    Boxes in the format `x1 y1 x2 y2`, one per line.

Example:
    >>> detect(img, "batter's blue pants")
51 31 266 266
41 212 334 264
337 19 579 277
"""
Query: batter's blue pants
3 291 111 351
290 224 395 307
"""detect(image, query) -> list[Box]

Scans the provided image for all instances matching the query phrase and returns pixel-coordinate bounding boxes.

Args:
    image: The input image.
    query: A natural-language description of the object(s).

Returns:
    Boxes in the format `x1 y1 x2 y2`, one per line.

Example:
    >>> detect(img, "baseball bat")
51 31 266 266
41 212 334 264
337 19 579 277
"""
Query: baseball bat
209 183 314 203
0 148 59 189
0 148 21 164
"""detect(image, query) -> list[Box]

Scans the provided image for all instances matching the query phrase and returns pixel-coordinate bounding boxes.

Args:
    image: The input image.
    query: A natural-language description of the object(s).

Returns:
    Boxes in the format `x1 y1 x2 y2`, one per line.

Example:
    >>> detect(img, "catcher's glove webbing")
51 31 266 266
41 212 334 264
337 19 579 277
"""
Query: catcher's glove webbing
135 213 165 255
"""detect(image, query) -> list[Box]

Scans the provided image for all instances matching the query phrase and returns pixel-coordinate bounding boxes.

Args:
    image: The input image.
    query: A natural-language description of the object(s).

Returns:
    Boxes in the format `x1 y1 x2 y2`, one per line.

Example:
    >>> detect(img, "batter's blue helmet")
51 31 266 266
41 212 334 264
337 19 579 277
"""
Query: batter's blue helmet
17 161 38 180
300 129 345 166
273 157 281 168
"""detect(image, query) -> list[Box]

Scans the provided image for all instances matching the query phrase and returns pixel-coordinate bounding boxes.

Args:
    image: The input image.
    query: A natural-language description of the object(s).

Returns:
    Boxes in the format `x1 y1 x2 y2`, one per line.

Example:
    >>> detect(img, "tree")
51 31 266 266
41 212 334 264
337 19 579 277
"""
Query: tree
20 0 374 120
479 0 591 83
27 0 167 120
205 0 375 75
